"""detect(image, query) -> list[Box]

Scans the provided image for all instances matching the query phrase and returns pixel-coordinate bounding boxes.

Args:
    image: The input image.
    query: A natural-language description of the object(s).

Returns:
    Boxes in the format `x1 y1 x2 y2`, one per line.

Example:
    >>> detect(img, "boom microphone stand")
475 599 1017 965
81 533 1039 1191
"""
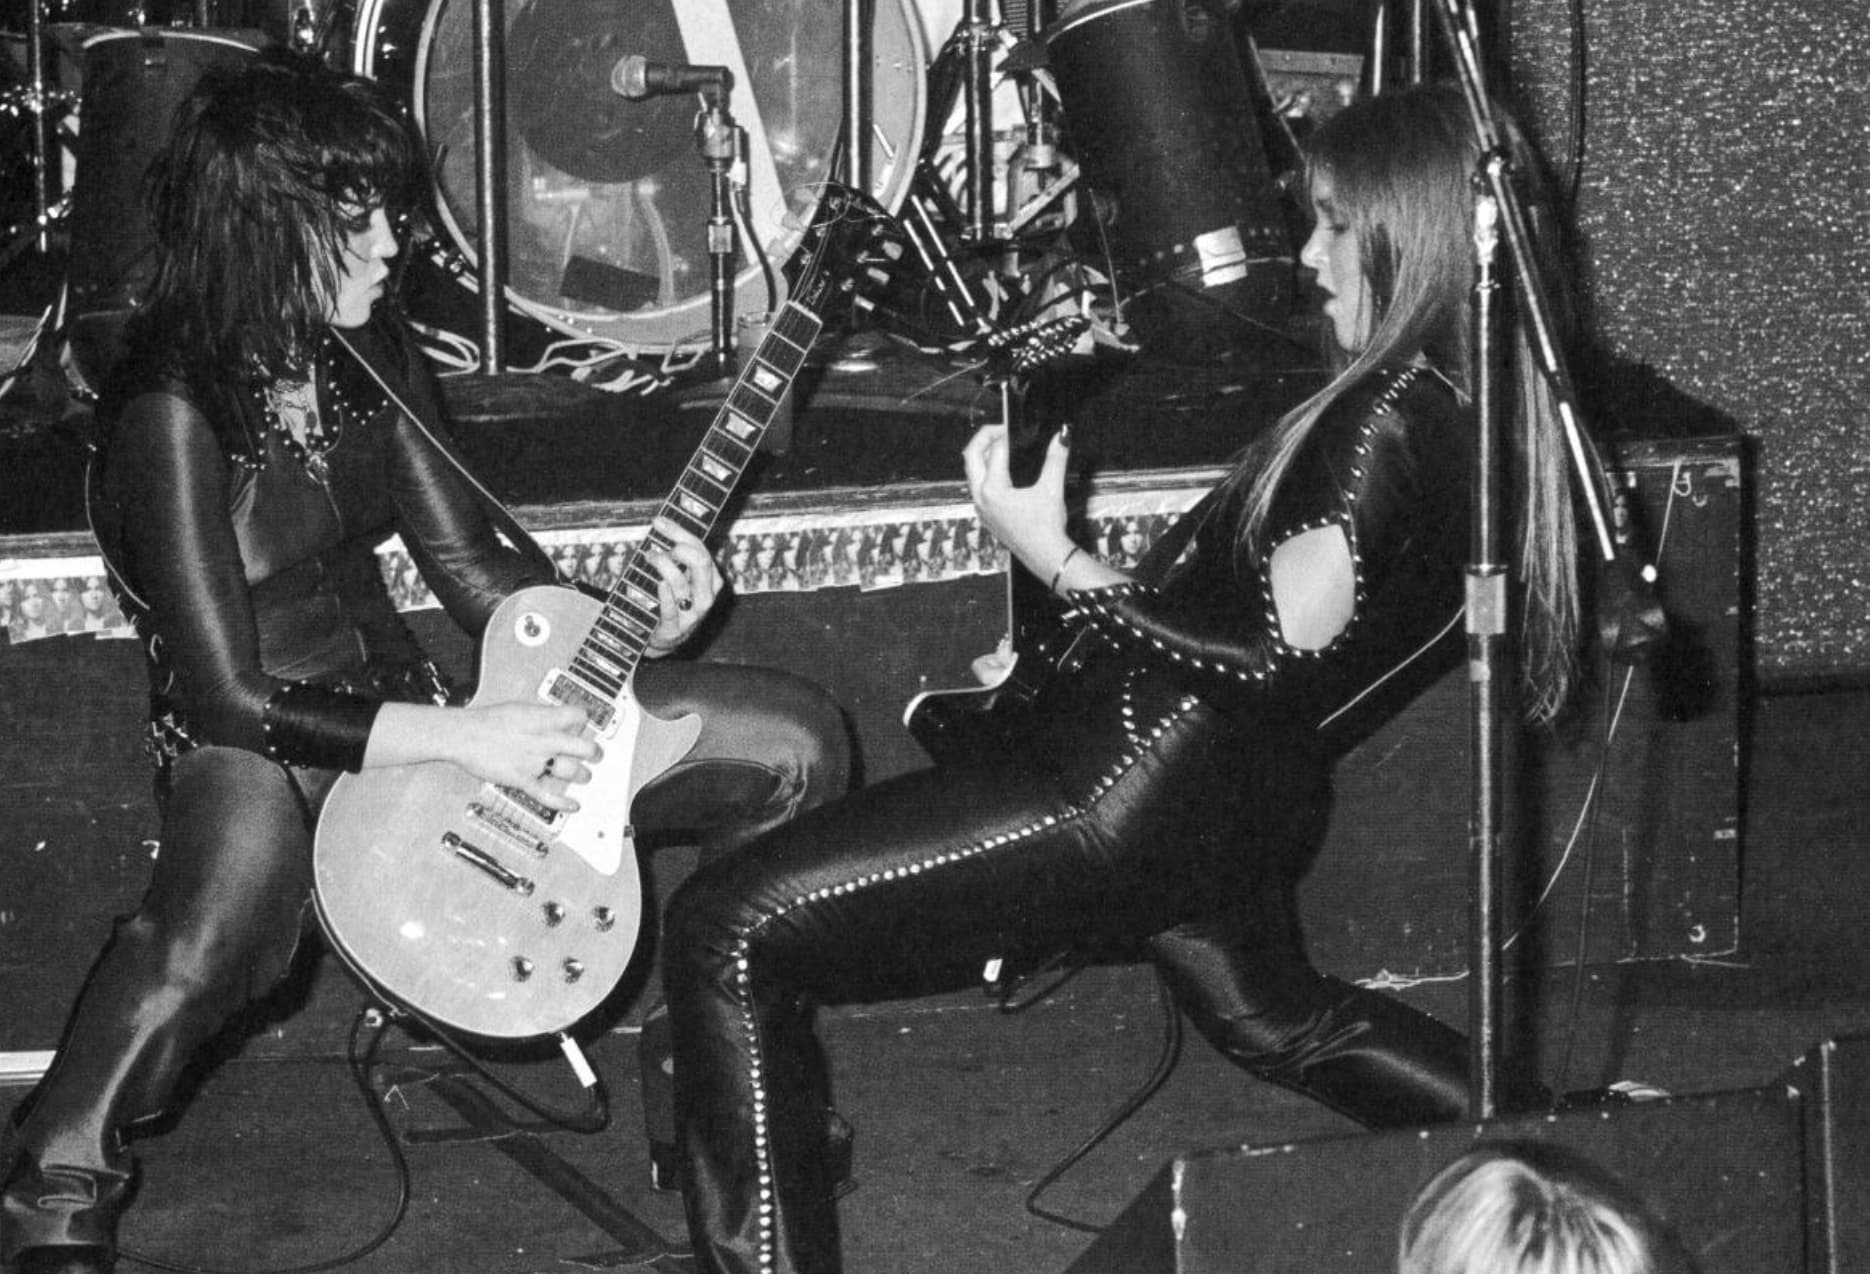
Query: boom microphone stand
1426 0 1663 1118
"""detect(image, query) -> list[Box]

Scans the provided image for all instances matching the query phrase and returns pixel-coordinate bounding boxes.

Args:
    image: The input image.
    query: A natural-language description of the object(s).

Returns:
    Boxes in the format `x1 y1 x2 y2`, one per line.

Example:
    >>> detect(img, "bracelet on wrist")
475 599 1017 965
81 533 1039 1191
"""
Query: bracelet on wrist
1048 544 1084 594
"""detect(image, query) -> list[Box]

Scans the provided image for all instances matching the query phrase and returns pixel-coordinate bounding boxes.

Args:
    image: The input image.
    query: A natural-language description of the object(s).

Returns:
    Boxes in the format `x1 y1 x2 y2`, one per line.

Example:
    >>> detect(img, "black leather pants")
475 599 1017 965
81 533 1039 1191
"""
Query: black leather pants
0 660 849 1263
661 689 1491 1274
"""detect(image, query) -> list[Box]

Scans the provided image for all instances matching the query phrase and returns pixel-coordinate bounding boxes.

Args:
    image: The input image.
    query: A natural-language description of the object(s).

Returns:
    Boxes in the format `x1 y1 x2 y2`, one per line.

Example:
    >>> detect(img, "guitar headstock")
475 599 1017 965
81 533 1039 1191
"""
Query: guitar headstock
783 182 908 323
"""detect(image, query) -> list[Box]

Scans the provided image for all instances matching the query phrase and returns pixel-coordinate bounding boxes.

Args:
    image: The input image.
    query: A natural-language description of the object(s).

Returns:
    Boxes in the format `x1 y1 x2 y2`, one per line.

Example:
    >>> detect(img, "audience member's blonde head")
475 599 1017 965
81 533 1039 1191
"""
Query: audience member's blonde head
1398 1142 1665 1274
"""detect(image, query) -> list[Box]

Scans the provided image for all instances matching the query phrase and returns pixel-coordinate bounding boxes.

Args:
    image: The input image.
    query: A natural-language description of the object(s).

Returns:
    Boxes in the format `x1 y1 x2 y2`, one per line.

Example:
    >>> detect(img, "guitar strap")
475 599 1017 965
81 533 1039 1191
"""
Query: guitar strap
1130 487 1219 587
330 325 563 587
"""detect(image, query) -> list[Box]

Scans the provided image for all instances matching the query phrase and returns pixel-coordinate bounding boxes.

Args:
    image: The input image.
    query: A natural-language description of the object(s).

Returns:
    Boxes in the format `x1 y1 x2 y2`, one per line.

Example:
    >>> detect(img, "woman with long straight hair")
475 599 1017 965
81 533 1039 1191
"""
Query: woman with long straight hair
659 80 1584 1274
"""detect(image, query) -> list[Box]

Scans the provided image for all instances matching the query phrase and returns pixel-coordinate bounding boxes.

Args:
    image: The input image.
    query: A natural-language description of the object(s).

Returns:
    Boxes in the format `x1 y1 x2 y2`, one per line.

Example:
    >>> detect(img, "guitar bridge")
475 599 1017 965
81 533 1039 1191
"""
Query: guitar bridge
442 831 535 894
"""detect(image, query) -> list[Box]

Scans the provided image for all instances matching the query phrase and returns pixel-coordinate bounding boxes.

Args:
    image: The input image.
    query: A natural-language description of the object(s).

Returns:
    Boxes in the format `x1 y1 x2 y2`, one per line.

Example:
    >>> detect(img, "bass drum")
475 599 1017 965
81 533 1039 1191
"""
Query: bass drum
354 0 926 355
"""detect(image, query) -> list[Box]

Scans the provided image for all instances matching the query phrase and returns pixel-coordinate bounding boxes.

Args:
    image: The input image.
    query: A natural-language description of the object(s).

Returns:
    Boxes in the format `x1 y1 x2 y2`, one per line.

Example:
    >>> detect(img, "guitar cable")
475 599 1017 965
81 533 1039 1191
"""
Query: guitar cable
1015 963 1184 1236
117 1008 412 1274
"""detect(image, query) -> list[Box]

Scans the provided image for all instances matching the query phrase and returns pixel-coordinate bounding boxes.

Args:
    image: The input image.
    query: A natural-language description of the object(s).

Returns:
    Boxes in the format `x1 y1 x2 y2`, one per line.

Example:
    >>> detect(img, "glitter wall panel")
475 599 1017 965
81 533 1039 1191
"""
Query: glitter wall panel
1509 0 1870 682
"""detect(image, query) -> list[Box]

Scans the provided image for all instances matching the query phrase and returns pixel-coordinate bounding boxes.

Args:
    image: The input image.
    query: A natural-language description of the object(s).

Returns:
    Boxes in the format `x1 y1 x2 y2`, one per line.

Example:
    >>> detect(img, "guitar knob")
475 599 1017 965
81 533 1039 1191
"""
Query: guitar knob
511 956 535 982
542 901 566 926
592 906 615 932
562 958 585 983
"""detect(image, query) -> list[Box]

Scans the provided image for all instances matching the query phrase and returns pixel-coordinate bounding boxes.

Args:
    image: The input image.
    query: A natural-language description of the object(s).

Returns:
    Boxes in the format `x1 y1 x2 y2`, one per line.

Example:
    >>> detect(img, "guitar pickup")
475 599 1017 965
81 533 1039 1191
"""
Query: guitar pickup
467 801 550 856
442 832 535 894
539 669 617 733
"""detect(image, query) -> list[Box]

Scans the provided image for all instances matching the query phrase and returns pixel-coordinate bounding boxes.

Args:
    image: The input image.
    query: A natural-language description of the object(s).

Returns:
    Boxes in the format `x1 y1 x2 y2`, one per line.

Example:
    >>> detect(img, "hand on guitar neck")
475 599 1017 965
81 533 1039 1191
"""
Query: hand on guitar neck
905 377 1133 763
963 419 1129 601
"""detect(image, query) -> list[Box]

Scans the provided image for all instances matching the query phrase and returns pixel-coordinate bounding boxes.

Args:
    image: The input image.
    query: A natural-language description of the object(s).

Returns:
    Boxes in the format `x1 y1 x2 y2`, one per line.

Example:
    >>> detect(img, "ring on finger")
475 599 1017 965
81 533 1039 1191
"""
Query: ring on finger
540 757 555 779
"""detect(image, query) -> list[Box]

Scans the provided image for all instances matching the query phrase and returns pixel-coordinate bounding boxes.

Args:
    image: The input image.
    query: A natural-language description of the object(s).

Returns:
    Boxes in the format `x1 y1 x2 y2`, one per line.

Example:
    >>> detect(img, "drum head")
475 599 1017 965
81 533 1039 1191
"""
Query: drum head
356 0 925 355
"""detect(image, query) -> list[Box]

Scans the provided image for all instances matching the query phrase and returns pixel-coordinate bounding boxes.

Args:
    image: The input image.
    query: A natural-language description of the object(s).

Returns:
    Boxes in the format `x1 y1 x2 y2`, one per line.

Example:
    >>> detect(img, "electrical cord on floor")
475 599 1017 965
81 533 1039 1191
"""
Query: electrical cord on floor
118 1007 411 1274
1021 965 1184 1235
118 995 613 1274
400 1012 612 1136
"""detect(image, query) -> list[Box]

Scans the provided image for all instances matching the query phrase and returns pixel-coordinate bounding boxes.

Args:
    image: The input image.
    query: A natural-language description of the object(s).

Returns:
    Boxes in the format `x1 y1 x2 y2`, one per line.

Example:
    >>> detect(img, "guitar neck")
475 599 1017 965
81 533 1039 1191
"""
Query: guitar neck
564 301 824 701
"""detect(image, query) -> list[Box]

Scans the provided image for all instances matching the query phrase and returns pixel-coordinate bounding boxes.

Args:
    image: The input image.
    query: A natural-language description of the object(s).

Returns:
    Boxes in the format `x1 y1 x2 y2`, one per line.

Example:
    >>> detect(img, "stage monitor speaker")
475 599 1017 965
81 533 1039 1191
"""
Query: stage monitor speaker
1783 1033 1870 1274
1066 1087 1807 1274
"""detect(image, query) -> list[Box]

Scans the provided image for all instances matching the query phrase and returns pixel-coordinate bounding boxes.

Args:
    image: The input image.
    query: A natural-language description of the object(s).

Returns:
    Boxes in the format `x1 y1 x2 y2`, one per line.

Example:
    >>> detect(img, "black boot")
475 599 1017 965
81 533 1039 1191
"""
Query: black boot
639 1005 853 1194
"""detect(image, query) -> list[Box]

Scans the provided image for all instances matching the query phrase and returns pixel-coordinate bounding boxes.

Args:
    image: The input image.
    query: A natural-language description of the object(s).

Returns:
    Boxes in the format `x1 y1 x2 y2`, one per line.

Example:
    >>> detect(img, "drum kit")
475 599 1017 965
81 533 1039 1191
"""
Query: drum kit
2 0 1306 379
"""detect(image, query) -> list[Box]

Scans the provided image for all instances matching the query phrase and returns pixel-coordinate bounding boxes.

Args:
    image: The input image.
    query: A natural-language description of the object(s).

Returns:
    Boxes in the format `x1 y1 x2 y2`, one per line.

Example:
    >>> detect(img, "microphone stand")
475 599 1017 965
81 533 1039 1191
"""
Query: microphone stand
1425 0 1646 1119
697 83 739 375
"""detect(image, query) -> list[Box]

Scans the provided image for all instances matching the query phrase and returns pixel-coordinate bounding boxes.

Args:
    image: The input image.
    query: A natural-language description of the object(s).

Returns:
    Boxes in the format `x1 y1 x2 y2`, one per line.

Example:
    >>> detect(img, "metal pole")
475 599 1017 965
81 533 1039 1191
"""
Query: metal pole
471 0 507 372
1465 182 1506 1120
843 0 873 194
25 0 52 255
962 0 994 239
700 93 738 374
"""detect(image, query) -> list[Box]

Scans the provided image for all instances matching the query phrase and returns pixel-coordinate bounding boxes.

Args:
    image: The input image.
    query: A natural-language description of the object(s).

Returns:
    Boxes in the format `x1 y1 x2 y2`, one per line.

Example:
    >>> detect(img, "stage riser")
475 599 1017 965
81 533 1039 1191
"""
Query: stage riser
0 435 1741 1053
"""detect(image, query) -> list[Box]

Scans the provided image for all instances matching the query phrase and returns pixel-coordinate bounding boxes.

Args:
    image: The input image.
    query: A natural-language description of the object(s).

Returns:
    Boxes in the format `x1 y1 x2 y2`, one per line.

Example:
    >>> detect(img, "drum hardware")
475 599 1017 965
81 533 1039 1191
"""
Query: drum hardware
841 0 870 197
359 0 926 363
1 0 75 268
958 0 992 239
465 0 505 369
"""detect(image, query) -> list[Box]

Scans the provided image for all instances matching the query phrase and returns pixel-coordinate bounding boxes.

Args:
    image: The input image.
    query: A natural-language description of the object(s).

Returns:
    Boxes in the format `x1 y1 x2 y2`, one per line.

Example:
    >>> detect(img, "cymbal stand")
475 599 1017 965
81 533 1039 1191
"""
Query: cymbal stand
960 0 995 240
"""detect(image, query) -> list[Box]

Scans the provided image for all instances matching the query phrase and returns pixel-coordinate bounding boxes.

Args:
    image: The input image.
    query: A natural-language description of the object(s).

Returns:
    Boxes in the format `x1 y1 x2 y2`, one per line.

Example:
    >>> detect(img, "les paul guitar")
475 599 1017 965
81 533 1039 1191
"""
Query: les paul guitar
314 185 891 1040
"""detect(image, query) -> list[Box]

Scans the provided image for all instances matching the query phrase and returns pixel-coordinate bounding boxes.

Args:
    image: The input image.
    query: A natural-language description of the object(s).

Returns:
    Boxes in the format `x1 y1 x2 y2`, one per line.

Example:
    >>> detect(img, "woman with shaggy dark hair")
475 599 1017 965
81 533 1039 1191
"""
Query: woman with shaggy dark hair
0 51 848 1274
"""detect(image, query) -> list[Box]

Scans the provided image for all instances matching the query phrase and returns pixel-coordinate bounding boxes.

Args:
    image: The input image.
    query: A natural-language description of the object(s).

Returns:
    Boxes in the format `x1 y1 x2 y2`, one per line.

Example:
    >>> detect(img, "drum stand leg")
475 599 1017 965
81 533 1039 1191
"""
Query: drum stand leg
4 0 71 267
842 0 873 197
469 0 508 372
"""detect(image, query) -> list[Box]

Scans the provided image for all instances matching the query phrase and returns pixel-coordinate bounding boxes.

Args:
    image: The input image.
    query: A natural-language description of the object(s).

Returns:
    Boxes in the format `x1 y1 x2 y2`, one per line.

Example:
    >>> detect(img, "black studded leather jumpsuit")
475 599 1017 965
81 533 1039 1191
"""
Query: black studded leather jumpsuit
0 315 849 1263
661 365 1545 1274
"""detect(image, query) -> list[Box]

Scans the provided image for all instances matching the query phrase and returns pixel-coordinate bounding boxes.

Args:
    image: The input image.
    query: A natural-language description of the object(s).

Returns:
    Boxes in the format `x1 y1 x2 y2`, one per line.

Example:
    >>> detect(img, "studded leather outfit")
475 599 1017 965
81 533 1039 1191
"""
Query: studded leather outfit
661 365 1540 1274
1 316 849 1264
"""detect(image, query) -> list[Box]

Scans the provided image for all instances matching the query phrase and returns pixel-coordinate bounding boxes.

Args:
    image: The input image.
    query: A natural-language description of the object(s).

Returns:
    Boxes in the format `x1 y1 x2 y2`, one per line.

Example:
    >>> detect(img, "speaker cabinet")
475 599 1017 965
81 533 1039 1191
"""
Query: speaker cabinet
1067 1087 1807 1274
1783 1034 1870 1273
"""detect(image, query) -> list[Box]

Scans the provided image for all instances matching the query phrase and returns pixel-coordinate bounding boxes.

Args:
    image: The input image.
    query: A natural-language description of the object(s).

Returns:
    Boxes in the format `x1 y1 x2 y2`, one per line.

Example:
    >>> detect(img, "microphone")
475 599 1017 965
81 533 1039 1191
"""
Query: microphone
609 54 733 101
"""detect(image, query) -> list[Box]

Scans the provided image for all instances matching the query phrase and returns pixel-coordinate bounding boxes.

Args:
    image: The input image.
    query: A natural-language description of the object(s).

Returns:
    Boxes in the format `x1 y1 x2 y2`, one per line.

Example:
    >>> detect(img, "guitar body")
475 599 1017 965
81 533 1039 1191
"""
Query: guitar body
314 585 698 1039
903 368 1082 765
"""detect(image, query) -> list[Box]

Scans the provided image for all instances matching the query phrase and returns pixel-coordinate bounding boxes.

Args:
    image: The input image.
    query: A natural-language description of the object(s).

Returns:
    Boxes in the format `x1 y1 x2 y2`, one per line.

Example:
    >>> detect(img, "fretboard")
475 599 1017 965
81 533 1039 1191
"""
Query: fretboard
565 301 823 703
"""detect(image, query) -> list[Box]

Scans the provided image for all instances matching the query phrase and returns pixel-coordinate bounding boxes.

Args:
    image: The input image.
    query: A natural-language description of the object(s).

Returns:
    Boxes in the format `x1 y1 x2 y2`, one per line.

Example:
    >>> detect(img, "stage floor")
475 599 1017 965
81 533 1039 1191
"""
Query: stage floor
2 688 1868 1274
6 267 1869 1270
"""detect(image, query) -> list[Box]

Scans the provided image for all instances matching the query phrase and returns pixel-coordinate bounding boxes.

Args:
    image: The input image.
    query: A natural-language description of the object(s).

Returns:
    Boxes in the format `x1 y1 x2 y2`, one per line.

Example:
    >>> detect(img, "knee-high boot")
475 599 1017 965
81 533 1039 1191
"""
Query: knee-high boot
663 890 845 1274
3 750 321 1264
2 910 259 1260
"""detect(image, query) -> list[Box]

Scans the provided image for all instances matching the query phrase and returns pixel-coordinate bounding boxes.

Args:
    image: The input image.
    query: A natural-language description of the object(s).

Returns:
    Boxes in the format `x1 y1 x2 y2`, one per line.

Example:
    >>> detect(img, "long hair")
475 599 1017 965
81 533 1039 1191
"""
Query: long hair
133 49 424 387
1398 1143 1668 1274
1227 82 1581 720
